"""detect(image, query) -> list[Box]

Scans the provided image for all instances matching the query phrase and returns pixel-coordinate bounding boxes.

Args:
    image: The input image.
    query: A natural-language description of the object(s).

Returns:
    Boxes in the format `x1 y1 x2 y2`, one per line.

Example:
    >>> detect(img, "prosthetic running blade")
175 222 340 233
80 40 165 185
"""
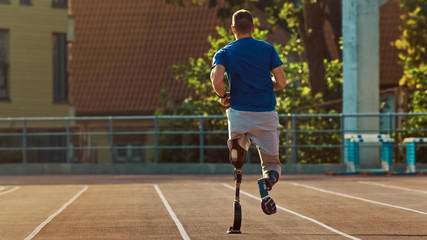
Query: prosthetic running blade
227 201 242 234
228 168 242 234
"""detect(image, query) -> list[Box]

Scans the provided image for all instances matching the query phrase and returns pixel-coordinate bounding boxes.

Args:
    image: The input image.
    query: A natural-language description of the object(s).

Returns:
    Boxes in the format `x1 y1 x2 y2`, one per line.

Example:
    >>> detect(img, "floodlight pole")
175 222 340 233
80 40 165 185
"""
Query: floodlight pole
342 0 387 169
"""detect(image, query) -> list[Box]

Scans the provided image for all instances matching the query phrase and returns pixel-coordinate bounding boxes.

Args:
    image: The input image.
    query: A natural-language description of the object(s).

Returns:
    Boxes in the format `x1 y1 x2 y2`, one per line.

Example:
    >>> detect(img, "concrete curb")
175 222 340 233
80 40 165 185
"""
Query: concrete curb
0 163 350 175
2 163 425 175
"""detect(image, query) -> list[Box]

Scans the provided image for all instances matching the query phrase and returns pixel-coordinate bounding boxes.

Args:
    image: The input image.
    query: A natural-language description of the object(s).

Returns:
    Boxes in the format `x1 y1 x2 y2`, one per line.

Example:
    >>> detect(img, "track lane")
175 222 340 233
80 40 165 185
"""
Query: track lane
266 180 427 240
0 185 89 240
0 186 20 196
291 182 427 215
158 180 349 240
223 183 360 240
358 181 427 194
25 185 88 240
32 184 183 240
0 175 426 239
154 184 190 240
290 178 427 214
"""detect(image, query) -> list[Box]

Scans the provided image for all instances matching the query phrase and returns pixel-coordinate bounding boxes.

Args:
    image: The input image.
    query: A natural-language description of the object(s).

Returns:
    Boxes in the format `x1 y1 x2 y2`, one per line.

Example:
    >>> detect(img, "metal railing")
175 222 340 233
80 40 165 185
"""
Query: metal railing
0 113 425 165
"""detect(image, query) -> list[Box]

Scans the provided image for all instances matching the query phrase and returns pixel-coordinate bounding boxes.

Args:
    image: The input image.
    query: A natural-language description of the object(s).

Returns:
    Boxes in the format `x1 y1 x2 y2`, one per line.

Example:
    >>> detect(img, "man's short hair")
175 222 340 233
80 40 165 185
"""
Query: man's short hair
232 10 253 34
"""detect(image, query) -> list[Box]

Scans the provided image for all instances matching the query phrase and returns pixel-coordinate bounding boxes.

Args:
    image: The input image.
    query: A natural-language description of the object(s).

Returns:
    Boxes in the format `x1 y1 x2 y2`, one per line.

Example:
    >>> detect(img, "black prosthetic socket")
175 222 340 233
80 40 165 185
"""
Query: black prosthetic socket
263 171 279 191
229 139 247 169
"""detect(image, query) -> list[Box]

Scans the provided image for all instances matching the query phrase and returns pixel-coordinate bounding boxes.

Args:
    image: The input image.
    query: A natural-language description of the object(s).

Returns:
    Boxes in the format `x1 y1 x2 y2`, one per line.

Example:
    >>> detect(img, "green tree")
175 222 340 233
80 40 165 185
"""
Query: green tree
166 0 342 96
394 0 427 162
395 0 427 117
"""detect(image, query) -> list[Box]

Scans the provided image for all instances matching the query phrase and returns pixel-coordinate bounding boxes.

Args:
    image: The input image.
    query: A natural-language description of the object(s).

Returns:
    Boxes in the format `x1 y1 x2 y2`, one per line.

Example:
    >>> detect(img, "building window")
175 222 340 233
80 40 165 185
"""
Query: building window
52 33 68 103
0 30 9 101
52 0 67 8
20 0 32 5
115 144 145 163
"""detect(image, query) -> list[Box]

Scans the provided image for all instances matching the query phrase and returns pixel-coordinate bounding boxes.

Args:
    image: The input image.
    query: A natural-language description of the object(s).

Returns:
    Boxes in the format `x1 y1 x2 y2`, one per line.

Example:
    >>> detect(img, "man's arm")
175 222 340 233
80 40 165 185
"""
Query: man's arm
210 64 230 106
271 66 286 90
211 64 226 96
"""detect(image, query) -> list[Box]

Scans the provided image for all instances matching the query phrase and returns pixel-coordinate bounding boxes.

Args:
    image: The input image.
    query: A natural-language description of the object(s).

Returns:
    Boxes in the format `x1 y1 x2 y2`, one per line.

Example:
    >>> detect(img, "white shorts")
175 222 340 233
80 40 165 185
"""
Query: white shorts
226 108 281 175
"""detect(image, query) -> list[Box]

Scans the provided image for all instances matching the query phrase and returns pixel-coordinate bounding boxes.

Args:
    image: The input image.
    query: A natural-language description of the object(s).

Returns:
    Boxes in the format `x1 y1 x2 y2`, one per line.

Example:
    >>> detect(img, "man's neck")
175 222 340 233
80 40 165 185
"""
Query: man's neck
235 34 252 40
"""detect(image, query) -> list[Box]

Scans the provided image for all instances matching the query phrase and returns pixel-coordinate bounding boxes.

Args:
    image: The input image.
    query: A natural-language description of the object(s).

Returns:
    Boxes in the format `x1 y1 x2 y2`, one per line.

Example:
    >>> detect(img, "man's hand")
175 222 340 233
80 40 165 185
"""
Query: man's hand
220 92 230 107
271 66 286 90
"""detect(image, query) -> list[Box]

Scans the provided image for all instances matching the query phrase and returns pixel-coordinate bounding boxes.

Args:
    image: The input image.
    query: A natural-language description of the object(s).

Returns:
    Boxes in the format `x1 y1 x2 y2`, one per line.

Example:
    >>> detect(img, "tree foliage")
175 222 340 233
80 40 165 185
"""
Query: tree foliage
393 0 427 162
395 0 427 128
166 0 342 96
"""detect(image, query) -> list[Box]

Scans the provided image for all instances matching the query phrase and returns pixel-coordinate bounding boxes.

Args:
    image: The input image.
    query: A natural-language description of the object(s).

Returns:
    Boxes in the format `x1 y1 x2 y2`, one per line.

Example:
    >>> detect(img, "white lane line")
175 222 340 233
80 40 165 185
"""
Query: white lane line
154 184 190 240
223 183 360 240
0 186 5 191
24 185 89 240
292 182 427 215
0 186 20 196
358 181 427 194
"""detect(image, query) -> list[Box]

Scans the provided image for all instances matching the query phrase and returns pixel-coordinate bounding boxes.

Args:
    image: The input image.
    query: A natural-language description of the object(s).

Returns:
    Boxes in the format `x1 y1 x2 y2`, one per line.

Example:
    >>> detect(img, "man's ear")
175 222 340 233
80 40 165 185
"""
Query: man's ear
251 25 255 33
231 25 237 34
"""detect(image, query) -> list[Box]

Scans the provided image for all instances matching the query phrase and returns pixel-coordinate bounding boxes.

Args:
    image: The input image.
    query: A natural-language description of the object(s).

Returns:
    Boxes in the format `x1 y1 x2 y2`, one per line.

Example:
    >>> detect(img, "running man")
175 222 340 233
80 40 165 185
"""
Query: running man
210 9 286 215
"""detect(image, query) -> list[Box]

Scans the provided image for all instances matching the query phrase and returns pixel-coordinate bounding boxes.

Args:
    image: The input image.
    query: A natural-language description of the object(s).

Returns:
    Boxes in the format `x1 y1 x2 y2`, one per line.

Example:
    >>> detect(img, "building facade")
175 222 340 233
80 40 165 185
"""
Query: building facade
0 0 73 163
0 0 72 118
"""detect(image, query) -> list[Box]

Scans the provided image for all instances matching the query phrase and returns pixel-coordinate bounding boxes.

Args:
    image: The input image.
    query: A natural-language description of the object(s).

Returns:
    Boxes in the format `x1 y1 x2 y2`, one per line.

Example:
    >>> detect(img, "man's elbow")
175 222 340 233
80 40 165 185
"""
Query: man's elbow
212 80 222 89
210 70 215 83
211 74 222 87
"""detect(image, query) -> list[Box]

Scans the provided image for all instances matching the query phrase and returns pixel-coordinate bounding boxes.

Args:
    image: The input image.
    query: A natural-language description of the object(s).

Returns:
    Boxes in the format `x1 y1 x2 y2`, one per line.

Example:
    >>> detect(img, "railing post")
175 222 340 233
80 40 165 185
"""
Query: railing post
389 112 395 165
22 119 27 164
109 117 114 164
199 116 204 164
285 115 291 164
66 118 71 163
291 115 297 164
154 116 158 164
340 114 345 165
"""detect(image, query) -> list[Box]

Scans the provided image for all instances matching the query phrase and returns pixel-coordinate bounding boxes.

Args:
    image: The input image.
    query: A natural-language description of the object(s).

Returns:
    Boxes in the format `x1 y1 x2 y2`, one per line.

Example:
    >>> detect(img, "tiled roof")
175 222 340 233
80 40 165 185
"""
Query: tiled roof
69 0 230 116
69 0 402 116
380 0 404 87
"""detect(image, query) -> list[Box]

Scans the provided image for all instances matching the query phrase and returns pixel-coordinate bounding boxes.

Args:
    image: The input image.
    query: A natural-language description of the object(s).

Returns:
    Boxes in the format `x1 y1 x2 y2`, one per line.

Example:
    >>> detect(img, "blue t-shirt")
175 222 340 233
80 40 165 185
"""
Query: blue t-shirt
212 37 283 112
